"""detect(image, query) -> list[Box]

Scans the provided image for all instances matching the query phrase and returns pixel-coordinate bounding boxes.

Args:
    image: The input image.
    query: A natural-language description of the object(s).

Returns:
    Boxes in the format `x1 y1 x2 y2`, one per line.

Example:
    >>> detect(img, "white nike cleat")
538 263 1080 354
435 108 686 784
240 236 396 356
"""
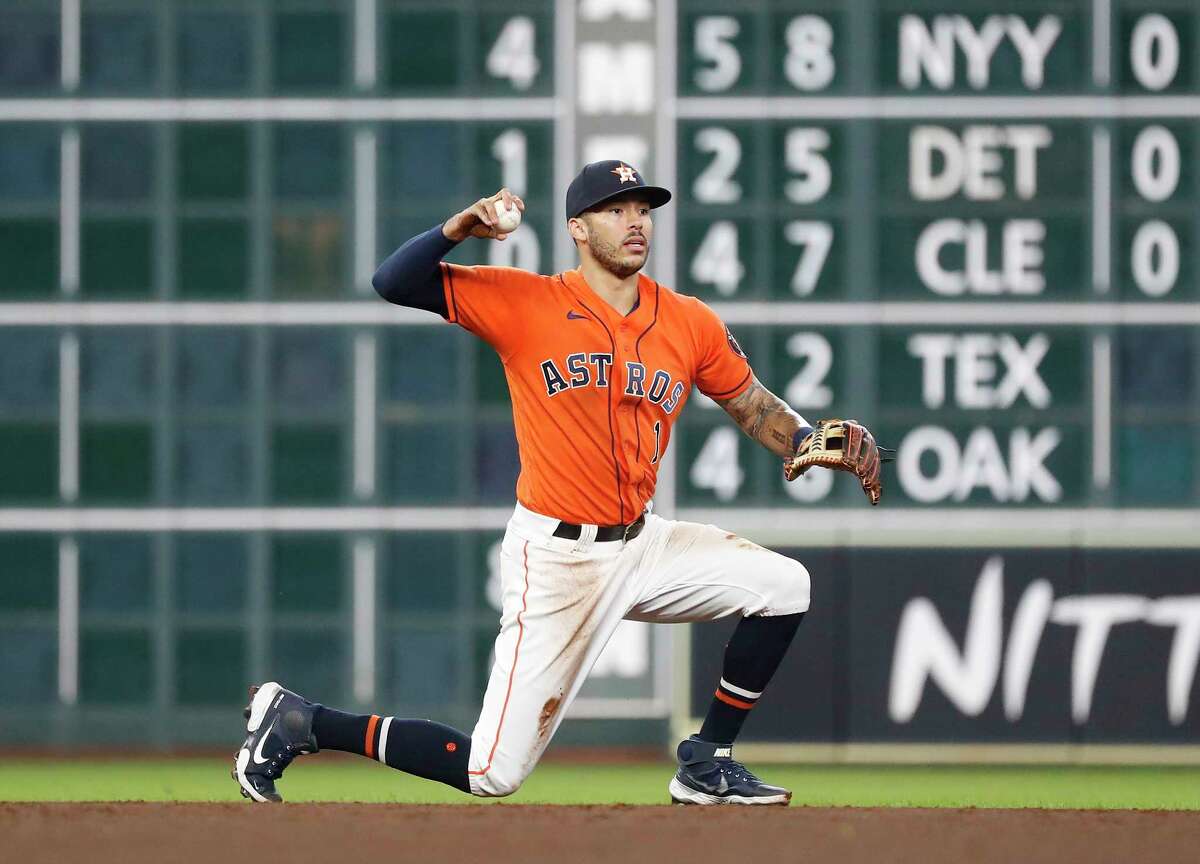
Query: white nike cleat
231 682 318 803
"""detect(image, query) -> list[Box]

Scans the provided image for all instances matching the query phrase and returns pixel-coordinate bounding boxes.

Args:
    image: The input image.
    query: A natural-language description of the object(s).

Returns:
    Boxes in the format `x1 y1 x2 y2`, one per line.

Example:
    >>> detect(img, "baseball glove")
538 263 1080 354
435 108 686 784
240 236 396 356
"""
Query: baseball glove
784 419 896 505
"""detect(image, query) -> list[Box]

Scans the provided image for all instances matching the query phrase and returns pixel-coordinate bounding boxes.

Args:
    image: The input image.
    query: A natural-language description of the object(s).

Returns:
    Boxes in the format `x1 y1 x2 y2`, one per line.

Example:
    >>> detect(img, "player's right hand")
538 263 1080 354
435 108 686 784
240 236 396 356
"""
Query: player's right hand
443 188 525 243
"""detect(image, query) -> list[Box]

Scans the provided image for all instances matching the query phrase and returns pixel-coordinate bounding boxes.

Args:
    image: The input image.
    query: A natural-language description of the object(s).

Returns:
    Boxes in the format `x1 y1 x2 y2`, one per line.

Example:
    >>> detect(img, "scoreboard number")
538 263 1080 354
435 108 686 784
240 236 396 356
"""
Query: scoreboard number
689 221 744 296
487 128 540 271
690 126 746 294
781 461 834 502
1129 14 1179 91
1130 221 1179 297
1129 125 1181 296
782 332 833 409
687 123 839 296
693 127 743 203
693 16 741 92
781 332 836 502
491 128 528 196
784 128 832 203
783 128 834 295
784 221 833 296
784 16 836 91
486 16 540 90
691 15 836 92
690 426 744 502
1130 126 1180 202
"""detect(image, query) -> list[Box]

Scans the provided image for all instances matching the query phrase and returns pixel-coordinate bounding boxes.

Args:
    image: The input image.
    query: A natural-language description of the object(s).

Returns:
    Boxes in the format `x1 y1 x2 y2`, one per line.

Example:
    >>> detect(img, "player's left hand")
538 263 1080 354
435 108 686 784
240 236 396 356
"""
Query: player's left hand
784 419 896 505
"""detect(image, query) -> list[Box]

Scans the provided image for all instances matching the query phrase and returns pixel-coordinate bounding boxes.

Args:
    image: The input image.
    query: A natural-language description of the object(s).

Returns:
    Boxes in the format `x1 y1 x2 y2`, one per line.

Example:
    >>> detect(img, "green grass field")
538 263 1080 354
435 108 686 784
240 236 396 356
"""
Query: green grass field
3 758 1198 809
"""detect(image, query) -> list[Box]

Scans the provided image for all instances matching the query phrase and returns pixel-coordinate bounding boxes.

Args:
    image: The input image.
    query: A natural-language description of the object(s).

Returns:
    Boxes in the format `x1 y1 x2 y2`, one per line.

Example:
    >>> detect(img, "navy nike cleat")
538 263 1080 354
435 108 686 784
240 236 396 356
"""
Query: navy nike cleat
668 736 791 806
232 682 318 803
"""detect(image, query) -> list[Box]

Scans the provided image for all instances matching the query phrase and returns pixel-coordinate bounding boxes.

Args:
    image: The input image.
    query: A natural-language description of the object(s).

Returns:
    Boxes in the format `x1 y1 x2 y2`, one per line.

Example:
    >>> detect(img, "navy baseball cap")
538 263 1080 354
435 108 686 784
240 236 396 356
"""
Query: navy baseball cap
565 160 672 220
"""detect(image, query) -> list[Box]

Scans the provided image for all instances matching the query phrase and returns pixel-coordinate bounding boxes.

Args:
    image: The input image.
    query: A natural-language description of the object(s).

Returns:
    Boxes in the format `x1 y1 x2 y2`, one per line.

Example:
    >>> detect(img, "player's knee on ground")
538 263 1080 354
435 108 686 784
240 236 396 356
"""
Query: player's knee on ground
753 553 811 616
469 760 528 798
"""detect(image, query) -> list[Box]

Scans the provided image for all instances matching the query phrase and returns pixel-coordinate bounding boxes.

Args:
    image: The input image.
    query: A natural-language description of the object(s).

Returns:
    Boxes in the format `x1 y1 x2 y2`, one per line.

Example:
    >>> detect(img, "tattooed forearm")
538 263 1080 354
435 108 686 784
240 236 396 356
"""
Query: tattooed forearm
716 377 812 459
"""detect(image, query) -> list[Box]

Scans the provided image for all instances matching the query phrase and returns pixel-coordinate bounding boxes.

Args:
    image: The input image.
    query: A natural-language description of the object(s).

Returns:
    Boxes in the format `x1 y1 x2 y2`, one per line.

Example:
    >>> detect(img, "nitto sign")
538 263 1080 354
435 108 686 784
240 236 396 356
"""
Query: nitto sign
890 555 1200 726
691 548 1200 745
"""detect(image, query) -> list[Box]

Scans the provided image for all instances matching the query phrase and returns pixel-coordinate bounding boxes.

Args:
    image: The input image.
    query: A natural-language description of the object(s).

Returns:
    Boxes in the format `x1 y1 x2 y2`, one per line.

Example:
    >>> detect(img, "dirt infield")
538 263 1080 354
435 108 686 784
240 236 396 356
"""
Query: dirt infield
3 803 1196 864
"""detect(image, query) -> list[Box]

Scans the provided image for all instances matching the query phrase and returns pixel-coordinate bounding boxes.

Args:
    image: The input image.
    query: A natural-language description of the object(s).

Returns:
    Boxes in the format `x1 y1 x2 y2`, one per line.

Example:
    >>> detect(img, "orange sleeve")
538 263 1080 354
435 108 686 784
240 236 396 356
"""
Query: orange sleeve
692 298 753 401
441 263 538 358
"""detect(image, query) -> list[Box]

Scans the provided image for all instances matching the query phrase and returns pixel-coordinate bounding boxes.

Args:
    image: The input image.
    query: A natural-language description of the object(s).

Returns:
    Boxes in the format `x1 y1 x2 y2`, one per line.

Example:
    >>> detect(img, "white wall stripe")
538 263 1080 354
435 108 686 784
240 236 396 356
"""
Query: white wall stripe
61 0 81 91
720 678 763 700
1092 128 1111 294
59 129 80 295
678 509 1200 548
551 0 576 273
4 95 1200 123
353 130 378 293
353 0 377 90
713 303 1200 327
0 302 429 326
653 10 678 295
653 0 679 523
0 507 1195 546
376 716 392 763
58 334 79 501
352 334 377 499
57 538 79 705
352 538 377 704
3 301 1199 327
0 99 557 122
1093 335 1112 489
0 507 513 532
1093 0 1112 88
677 95 1200 119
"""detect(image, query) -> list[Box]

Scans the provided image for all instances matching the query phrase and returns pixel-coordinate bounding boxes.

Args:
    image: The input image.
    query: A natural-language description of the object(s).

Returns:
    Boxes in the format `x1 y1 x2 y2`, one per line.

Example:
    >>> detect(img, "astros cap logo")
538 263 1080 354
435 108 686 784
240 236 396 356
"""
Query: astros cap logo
564 160 671 219
611 163 637 184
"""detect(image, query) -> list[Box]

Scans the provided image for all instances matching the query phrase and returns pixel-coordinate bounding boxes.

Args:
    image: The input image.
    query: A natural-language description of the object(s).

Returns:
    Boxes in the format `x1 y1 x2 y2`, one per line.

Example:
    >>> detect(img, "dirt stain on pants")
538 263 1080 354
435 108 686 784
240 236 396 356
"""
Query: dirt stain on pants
537 696 562 741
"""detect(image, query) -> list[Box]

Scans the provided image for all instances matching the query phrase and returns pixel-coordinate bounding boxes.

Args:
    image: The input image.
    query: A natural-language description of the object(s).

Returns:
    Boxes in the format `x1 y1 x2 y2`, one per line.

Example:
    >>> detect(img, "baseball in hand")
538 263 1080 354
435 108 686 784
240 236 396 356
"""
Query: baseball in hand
494 199 522 233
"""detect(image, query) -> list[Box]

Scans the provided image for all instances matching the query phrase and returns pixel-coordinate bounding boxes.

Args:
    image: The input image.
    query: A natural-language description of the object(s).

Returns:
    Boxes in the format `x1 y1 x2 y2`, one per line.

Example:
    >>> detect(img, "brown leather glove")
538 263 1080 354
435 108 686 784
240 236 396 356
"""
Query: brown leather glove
784 419 895 505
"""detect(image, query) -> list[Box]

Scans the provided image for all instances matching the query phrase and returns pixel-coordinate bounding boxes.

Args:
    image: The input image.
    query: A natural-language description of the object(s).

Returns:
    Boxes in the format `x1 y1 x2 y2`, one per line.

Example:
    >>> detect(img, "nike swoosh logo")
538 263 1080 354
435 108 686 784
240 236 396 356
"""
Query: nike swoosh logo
566 311 588 320
252 717 278 765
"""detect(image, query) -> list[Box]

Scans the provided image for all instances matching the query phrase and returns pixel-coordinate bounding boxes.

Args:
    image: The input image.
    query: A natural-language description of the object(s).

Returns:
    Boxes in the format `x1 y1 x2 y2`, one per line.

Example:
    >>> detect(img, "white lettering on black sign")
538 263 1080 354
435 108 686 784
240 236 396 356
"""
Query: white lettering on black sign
890 556 1200 725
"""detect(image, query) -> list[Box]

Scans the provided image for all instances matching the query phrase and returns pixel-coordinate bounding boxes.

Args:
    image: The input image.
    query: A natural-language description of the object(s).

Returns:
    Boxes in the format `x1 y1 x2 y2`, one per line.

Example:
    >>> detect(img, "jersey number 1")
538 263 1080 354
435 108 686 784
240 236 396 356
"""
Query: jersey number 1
650 421 662 465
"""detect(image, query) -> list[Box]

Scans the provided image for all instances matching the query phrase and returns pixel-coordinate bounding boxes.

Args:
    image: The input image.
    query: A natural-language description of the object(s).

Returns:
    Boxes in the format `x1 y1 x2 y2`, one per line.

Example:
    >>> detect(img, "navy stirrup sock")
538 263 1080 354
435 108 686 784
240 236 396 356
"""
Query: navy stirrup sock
312 706 472 793
699 612 805 745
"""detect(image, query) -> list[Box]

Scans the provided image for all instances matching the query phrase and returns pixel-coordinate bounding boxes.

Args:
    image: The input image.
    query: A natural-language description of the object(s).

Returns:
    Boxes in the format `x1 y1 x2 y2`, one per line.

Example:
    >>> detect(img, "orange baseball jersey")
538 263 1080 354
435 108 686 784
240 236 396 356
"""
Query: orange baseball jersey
439 263 753 526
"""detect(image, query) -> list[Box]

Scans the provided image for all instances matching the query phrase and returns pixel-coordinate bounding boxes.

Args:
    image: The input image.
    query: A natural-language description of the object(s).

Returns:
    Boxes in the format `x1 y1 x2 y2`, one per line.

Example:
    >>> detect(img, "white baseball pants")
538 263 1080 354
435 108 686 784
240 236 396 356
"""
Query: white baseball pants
467 503 810 797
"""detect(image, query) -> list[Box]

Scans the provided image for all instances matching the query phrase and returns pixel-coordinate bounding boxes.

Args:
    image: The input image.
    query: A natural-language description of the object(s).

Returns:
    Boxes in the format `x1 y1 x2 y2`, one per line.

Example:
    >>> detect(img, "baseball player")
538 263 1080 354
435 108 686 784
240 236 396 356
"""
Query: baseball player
233 161 884 806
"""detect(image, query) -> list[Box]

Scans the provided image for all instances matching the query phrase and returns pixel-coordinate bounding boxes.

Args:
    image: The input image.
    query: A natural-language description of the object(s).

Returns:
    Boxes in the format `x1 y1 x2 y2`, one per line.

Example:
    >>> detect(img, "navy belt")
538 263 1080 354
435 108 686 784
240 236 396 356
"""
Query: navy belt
553 513 646 543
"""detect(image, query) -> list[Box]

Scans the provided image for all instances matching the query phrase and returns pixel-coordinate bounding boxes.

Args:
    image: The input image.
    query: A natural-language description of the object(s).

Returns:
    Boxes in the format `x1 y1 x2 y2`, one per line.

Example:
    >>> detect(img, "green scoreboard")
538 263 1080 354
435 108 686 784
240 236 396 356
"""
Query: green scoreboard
672 0 1199 514
0 0 1196 746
